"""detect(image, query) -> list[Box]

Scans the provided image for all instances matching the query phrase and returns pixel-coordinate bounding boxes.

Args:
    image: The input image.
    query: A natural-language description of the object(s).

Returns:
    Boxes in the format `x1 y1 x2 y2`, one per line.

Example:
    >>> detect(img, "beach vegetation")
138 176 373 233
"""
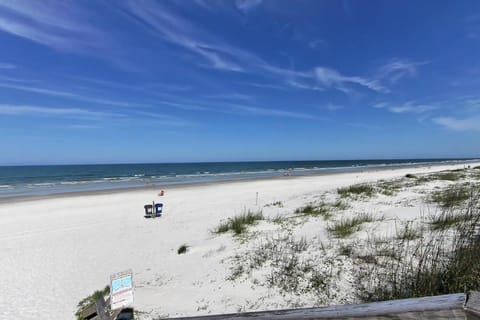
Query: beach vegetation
357 254 377 264
177 244 188 254
431 171 463 181
213 210 264 235
294 203 332 219
327 213 374 238
377 180 403 196
431 184 470 208
267 201 283 208
429 211 472 231
269 214 287 224
75 285 110 320
332 199 350 210
396 222 421 240
359 186 480 302
376 247 399 260
338 244 354 256
337 184 376 199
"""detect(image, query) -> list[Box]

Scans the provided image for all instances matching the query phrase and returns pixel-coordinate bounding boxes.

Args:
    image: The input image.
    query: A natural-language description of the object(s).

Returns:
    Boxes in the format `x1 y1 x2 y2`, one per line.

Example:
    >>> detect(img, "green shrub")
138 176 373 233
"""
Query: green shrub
177 244 188 254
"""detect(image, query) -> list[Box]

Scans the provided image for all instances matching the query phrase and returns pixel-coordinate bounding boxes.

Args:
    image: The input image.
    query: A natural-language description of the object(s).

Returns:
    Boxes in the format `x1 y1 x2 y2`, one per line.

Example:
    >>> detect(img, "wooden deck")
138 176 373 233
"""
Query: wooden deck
166 292 480 320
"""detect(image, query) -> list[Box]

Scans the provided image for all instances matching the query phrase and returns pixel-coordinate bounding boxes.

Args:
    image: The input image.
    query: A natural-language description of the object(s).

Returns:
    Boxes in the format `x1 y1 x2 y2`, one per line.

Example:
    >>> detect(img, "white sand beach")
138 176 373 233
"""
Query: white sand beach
1 162 480 320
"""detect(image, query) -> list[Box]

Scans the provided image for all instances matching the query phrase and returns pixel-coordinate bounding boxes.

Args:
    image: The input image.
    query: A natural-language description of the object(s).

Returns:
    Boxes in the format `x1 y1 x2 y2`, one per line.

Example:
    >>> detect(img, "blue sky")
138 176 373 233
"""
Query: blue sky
1 0 480 165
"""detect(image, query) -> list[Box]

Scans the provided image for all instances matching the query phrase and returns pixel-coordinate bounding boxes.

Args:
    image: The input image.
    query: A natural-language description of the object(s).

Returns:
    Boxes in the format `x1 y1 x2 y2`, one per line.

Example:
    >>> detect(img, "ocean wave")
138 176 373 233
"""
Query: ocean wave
1 159 475 198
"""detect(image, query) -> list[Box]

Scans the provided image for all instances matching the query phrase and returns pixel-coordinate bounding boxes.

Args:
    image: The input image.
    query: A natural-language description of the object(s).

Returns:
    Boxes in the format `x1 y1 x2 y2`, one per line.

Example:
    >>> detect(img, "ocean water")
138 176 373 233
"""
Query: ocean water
0 159 475 198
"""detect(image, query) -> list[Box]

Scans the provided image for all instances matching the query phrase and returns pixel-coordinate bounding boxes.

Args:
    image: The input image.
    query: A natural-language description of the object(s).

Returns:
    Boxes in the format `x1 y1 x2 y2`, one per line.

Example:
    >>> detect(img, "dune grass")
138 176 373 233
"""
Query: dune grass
332 199 350 210
377 180 403 196
431 171 463 181
431 184 470 208
338 244 354 256
295 203 332 219
396 222 421 240
360 187 480 302
214 210 264 235
337 184 376 199
327 213 375 238
429 211 472 231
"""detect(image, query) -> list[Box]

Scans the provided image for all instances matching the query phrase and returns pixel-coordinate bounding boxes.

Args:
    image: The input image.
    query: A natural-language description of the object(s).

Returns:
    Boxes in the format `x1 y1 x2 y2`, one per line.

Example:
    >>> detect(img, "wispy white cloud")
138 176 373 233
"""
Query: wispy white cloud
315 67 388 93
433 116 480 131
234 0 263 12
374 101 436 114
0 82 152 109
0 76 38 83
0 104 117 118
286 79 325 91
389 104 436 114
260 64 312 79
0 1 106 52
309 39 328 48
0 62 16 69
157 101 208 111
67 124 100 129
122 0 261 72
118 1 412 96
240 82 288 90
347 122 380 129
205 93 252 101
229 105 316 119
131 110 194 127
72 76 192 95
377 59 428 83
324 103 343 111
0 103 195 128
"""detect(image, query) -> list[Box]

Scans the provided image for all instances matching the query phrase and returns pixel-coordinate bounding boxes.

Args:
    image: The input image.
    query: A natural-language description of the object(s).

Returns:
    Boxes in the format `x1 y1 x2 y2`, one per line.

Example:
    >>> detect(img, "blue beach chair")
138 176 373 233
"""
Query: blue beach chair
155 203 163 217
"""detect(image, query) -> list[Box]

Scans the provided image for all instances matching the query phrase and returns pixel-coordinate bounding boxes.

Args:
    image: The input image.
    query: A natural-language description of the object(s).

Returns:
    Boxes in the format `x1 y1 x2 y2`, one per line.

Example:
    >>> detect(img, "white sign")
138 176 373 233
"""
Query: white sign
110 269 134 311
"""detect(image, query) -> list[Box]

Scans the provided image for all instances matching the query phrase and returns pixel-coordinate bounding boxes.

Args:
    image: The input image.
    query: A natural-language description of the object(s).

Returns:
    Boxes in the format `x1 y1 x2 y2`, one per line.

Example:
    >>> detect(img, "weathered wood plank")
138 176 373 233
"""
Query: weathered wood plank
167 293 466 320
466 291 480 319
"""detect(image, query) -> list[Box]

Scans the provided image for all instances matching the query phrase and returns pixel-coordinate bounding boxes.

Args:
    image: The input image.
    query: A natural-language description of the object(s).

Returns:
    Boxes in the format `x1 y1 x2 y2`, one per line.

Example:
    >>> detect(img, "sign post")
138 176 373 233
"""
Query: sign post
110 269 134 311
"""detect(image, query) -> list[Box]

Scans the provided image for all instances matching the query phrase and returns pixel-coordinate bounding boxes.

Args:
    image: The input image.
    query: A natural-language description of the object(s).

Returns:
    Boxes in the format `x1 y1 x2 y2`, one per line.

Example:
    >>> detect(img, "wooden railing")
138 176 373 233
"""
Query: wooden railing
167 292 480 320
79 292 480 320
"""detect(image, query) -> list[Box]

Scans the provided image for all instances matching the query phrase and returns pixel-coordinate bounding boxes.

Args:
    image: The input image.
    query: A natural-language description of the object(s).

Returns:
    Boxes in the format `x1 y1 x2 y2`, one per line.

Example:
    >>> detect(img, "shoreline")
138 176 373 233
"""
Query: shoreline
1 159 478 205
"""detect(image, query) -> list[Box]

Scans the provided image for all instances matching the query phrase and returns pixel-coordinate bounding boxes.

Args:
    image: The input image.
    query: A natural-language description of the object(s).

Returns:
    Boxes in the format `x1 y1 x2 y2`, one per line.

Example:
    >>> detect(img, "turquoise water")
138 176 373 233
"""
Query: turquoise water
0 159 475 198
